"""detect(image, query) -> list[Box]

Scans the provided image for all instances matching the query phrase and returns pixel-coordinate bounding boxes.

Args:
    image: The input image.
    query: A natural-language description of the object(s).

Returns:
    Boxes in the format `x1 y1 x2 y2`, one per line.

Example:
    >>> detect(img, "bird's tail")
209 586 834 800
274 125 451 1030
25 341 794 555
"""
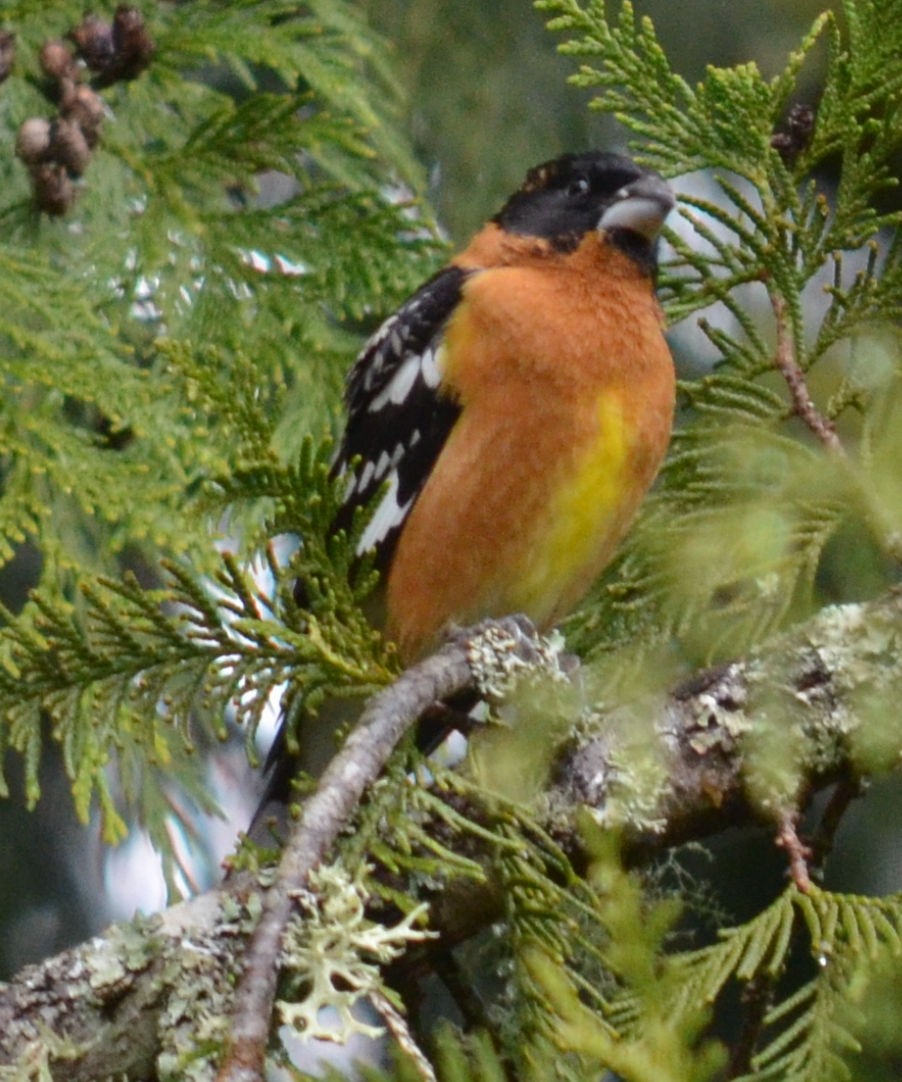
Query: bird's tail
246 688 481 845
246 696 358 845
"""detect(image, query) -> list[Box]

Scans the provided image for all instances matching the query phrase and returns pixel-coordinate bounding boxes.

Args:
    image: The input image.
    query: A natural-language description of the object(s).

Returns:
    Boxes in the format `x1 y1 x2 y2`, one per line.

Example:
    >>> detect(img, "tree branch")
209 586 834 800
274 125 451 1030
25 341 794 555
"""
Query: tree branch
216 615 544 1082
771 292 845 454
551 591 901 860
1 595 901 1079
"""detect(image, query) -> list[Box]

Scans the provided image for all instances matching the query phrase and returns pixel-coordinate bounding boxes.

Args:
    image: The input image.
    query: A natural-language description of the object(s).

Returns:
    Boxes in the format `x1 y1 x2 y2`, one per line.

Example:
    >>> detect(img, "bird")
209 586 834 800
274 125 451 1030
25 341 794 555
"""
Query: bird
332 149 676 660
251 149 676 836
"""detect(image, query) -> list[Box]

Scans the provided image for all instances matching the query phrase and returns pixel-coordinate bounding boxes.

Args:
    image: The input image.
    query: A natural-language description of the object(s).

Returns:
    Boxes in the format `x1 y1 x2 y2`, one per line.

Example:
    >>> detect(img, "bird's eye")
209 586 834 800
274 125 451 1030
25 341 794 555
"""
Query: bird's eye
567 176 591 198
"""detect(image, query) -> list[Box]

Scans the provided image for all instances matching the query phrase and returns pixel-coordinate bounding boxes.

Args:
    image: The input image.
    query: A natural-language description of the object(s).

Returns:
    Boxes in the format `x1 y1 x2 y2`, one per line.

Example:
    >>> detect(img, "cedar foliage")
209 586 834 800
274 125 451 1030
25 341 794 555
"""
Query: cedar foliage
0 1 901 1080
0 1 435 852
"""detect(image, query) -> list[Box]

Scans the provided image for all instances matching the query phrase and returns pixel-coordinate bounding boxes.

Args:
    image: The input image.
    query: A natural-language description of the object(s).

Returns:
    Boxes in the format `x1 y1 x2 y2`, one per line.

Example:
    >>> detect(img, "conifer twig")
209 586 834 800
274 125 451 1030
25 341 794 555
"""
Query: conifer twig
372 991 438 1082
775 809 814 892
771 293 845 455
726 969 780 1079
216 616 542 1082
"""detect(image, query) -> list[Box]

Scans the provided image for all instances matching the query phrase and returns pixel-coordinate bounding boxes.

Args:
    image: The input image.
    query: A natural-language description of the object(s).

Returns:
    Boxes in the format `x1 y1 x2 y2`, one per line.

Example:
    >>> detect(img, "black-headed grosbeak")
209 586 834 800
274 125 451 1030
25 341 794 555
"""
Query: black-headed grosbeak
332 149 675 662
251 150 675 831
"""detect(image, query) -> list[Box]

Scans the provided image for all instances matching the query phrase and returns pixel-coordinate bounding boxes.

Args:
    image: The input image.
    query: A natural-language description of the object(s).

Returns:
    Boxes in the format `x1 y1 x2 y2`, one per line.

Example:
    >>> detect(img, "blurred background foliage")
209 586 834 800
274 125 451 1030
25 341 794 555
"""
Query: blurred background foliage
358 0 836 239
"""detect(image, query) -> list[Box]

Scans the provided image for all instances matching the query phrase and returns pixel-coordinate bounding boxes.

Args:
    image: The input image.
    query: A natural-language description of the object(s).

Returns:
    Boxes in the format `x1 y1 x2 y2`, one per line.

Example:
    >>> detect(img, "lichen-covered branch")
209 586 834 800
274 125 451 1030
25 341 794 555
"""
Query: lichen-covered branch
550 592 902 856
1 595 901 1079
216 615 546 1082
0 890 240 1082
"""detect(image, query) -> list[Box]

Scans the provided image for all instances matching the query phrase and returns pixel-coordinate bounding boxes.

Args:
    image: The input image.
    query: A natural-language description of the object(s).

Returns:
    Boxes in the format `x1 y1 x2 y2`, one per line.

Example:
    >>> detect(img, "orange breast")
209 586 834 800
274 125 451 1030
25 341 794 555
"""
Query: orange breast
385 233 675 661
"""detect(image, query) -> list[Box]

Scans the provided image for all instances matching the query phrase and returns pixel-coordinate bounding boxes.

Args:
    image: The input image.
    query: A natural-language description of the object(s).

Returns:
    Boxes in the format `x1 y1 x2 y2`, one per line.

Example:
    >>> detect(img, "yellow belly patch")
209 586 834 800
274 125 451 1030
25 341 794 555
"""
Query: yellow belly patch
511 392 630 622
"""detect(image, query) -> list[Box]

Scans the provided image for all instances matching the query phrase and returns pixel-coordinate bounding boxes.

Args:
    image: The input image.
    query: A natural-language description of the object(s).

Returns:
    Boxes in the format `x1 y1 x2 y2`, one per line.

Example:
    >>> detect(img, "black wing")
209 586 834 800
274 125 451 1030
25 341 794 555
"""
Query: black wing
331 264 468 569
257 268 470 836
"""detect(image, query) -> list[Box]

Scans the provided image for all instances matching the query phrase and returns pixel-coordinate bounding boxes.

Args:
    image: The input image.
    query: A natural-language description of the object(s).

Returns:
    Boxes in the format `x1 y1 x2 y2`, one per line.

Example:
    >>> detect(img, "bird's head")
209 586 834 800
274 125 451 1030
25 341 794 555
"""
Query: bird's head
493 150 675 264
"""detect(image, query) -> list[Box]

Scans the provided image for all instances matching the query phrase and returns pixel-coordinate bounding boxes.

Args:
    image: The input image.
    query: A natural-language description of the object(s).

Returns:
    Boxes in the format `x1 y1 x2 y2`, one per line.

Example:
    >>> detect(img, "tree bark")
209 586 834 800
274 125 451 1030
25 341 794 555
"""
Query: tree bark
1 592 899 1079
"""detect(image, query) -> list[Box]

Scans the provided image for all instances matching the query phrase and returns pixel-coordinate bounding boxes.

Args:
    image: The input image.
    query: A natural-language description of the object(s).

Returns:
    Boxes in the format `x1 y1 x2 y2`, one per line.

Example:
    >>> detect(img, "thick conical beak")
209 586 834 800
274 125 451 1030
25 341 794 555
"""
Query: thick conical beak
598 173 675 240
